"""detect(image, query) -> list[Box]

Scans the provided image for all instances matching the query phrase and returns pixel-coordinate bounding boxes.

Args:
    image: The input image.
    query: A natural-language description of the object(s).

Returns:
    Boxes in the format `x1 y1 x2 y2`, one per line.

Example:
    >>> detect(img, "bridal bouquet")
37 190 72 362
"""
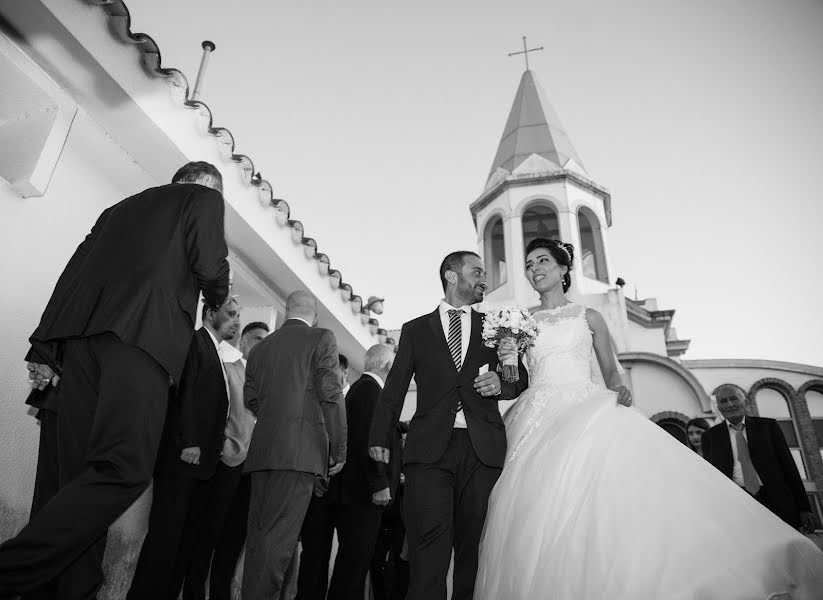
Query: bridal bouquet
481 306 538 383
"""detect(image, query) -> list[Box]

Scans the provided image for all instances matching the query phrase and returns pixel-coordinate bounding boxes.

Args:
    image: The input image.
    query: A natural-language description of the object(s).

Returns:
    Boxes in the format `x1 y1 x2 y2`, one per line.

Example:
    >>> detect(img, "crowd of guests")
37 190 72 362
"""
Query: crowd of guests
0 161 415 600
664 387 817 533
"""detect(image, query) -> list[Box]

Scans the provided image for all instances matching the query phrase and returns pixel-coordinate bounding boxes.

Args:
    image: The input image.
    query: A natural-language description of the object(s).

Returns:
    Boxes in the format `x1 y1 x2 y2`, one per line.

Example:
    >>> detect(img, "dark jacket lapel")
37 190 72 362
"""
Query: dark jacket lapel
427 308 458 372
713 423 734 477
460 310 483 373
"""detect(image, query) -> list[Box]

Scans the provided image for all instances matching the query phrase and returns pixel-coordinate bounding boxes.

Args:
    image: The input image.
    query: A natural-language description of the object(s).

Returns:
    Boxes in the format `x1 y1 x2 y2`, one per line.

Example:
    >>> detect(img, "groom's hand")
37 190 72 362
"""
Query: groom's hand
369 446 390 464
474 371 501 397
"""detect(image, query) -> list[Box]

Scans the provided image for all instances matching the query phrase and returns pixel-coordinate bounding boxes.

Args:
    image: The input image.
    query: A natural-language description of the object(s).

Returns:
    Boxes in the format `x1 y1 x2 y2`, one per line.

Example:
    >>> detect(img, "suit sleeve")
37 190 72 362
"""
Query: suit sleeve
498 354 529 400
701 430 713 464
369 322 415 450
768 419 811 512
177 337 204 448
358 385 389 493
314 330 347 464
244 353 259 417
182 187 231 310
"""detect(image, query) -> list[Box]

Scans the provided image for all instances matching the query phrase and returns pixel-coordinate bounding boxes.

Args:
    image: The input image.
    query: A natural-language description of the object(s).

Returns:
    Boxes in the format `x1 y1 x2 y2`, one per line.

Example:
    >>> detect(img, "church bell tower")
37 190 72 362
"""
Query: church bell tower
472 67 616 311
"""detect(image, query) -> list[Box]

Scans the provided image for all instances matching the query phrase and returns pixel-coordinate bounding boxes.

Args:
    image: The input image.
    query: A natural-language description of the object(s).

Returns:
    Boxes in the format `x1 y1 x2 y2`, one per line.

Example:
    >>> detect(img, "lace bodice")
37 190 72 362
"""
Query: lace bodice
505 303 603 462
526 303 594 389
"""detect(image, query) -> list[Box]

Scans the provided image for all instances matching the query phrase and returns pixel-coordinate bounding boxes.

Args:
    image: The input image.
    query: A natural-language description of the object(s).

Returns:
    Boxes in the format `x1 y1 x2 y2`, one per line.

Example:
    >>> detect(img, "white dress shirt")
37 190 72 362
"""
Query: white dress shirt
438 300 471 429
726 418 763 488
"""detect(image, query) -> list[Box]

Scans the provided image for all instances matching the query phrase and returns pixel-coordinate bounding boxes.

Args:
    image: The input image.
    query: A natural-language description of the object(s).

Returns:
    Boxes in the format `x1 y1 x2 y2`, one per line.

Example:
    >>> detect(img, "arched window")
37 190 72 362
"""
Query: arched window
756 388 806 478
522 204 559 252
483 216 507 290
578 207 608 283
805 389 823 461
656 418 687 445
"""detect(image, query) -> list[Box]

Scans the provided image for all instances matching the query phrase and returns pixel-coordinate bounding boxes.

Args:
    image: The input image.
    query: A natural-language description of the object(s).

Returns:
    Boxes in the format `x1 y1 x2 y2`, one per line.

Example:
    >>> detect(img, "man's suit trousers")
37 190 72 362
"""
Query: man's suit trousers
0 333 168 599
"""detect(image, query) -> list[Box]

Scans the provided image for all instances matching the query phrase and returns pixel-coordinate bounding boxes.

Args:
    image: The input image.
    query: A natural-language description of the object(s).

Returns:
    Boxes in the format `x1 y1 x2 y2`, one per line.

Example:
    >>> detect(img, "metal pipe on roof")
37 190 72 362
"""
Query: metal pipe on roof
191 40 216 101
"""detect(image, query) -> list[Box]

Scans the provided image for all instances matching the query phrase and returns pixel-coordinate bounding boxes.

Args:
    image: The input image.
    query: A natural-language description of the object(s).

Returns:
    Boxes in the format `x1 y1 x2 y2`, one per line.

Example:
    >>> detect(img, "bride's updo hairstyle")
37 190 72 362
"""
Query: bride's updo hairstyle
525 238 575 292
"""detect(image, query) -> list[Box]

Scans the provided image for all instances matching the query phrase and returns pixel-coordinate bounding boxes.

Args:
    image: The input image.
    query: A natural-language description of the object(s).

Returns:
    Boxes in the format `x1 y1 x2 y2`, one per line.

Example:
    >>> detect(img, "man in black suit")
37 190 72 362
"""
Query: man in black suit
0 162 230 599
368 251 528 600
242 290 347 600
128 298 239 599
297 344 399 600
702 384 817 532
186 320 269 600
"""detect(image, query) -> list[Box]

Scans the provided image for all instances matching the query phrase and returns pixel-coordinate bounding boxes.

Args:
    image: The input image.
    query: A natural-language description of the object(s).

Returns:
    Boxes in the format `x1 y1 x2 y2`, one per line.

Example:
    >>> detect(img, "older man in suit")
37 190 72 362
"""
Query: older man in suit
242 291 347 600
0 162 230 599
702 384 817 532
128 298 239 599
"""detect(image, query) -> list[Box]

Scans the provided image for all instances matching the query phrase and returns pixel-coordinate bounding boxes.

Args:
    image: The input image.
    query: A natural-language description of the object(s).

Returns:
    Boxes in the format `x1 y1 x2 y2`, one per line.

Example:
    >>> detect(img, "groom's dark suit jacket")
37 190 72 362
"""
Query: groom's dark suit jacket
369 308 528 469
27 182 230 383
702 416 811 527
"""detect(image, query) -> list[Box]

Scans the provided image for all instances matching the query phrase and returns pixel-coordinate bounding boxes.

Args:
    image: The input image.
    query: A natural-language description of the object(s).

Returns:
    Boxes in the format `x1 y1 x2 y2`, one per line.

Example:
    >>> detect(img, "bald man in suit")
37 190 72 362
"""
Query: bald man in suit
242 291 347 600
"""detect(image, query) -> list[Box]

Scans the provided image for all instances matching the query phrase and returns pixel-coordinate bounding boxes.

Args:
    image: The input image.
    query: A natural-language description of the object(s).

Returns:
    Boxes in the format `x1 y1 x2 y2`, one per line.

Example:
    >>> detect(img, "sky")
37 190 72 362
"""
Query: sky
129 0 823 366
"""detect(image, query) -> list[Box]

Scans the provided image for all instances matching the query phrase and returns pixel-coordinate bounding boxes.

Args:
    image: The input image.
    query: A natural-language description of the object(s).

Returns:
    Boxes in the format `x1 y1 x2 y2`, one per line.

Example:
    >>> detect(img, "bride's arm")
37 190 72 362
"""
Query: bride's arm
586 308 632 406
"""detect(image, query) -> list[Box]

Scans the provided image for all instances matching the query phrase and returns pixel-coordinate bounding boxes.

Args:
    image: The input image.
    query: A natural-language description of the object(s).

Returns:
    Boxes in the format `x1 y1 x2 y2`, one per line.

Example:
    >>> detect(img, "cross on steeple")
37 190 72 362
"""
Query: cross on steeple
508 36 544 71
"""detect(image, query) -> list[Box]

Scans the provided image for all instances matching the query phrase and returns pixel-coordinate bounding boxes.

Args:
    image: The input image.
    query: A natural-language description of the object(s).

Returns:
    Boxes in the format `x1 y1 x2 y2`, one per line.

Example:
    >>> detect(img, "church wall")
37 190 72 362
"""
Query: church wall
0 107 157 538
684 362 822 395
624 320 669 356
626 361 704 419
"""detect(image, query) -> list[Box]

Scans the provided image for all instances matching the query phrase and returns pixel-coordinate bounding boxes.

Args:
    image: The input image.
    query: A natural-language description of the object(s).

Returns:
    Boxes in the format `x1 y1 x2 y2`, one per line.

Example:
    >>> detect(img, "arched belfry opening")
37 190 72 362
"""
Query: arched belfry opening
578 207 608 283
483 216 507 290
522 203 559 252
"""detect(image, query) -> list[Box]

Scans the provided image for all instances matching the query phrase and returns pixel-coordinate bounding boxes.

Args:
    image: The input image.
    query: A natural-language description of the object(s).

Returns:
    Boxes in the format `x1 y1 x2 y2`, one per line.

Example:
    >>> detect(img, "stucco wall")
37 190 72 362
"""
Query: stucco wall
626 361 704 419
0 106 156 547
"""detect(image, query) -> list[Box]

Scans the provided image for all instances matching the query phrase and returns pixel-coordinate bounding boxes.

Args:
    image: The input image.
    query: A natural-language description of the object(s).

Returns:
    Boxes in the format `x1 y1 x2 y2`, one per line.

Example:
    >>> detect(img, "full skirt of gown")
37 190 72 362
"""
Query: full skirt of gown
475 380 823 600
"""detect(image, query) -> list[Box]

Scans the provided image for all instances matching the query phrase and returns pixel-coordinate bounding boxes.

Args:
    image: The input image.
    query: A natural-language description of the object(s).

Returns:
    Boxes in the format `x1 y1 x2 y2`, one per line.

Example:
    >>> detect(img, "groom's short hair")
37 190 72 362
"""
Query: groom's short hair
439 251 480 292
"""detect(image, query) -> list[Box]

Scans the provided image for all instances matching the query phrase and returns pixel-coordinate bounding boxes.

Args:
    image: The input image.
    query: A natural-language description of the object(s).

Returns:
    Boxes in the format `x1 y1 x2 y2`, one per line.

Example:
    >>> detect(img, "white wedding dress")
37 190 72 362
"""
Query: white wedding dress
475 303 823 599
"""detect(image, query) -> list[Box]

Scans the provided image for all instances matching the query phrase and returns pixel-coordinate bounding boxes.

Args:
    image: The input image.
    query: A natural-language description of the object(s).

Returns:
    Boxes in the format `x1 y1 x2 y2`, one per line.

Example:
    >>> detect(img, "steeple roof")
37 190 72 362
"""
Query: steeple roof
488 70 585 180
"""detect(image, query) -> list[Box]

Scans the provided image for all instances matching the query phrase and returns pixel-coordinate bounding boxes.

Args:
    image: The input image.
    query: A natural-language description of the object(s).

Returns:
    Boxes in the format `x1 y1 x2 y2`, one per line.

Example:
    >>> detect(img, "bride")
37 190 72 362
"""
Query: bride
474 238 823 599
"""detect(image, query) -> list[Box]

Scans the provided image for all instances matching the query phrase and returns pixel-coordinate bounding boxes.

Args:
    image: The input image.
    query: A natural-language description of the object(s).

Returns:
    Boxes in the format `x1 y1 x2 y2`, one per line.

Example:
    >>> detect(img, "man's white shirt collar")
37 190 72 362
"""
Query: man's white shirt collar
289 316 313 327
726 417 747 429
363 371 385 389
439 300 470 316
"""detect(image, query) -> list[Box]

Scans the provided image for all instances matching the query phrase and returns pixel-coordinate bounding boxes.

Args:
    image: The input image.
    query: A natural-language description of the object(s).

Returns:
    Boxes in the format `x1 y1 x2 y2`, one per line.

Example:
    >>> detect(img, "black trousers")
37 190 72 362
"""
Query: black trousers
180 461 245 600
0 333 168 599
208 473 251 600
21 408 60 600
402 429 501 600
243 470 315 600
370 491 408 600
127 468 210 600
297 495 383 600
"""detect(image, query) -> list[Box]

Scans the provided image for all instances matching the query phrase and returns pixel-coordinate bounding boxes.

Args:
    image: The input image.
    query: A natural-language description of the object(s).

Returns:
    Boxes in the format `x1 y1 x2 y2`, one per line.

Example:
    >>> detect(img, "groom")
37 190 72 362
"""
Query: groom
369 251 528 600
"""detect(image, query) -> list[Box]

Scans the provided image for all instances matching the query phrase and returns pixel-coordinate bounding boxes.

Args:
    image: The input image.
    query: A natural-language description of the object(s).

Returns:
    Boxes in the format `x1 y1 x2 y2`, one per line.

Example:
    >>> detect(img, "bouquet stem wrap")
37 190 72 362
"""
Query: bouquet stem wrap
501 336 519 383
481 307 539 386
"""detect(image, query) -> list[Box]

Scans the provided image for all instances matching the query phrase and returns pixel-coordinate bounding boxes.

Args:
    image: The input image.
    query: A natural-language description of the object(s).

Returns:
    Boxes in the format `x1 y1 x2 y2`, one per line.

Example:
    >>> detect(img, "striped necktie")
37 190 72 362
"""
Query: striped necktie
730 422 761 495
447 309 462 371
